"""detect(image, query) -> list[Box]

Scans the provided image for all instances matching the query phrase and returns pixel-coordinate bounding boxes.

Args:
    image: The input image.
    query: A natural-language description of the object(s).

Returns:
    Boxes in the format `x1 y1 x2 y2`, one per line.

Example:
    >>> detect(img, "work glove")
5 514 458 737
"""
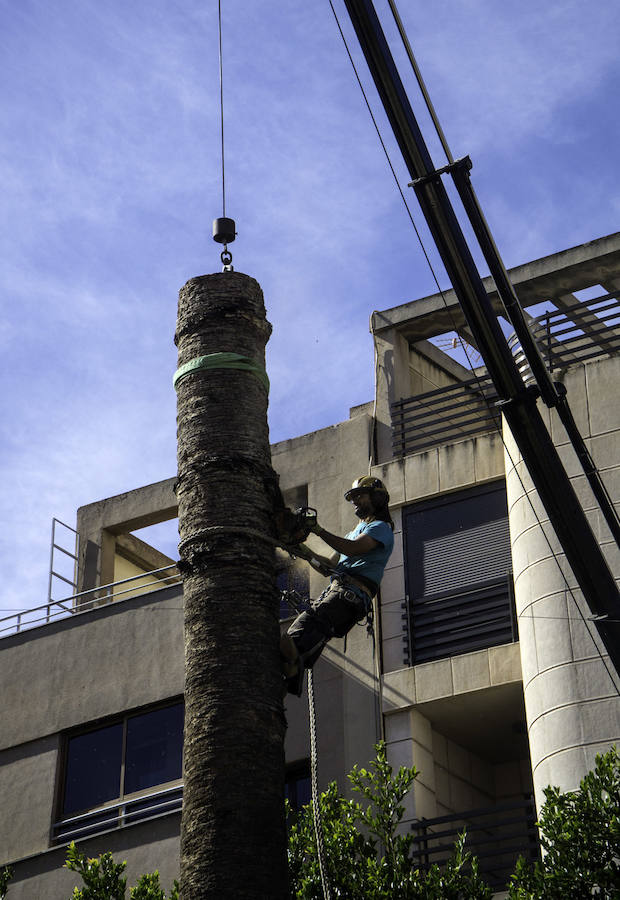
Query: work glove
292 543 313 561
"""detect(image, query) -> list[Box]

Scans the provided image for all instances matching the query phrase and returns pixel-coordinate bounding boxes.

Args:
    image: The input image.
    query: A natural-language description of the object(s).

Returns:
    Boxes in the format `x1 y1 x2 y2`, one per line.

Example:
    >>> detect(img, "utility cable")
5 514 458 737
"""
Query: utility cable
328 0 620 696
386 0 454 165
218 0 226 218
213 0 235 268
327 0 443 289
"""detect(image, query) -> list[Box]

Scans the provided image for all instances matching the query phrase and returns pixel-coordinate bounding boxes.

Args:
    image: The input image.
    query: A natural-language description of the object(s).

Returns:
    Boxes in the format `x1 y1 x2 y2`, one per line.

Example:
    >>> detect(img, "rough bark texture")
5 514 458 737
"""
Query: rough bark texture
175 272 288 899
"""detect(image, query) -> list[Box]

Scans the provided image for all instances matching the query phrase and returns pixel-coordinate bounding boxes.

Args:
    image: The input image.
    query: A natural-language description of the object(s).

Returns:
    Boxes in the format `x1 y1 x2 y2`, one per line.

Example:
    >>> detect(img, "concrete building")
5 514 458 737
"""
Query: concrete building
1 233 619 897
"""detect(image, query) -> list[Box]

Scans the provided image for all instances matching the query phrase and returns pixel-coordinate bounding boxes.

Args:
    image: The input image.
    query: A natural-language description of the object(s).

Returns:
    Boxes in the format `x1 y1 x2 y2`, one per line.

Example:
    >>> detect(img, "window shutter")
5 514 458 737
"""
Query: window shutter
422 517 511 595
402 482 516 662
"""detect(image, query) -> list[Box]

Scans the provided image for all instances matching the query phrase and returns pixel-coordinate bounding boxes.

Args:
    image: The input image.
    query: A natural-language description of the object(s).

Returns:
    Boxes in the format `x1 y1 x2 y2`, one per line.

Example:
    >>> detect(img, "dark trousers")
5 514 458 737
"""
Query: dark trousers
287 580 370 669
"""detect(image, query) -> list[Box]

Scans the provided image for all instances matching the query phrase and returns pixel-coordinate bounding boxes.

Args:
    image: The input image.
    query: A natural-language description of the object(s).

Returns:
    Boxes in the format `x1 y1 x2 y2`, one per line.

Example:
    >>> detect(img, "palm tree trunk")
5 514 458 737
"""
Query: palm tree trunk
175 271 288 899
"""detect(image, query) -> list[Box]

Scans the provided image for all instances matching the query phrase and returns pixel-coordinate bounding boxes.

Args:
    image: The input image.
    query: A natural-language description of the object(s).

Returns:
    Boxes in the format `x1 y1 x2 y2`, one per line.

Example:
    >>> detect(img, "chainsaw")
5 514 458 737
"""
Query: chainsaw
274 505 317 547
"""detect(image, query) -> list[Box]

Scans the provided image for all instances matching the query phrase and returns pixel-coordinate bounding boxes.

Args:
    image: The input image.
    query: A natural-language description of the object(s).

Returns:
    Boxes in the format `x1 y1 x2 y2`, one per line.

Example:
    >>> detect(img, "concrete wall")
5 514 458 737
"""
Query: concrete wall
112 554 173 600
5 818 181 900
505 355 620 808
0 585 184 869
76 478 177 593
0 587 184 755
381 645 525 825
0 735 59 863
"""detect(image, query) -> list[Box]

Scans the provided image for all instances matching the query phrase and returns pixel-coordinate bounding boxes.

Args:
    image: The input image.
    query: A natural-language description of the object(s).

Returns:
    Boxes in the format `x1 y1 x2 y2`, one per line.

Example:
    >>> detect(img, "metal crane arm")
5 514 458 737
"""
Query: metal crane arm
343 0 620 670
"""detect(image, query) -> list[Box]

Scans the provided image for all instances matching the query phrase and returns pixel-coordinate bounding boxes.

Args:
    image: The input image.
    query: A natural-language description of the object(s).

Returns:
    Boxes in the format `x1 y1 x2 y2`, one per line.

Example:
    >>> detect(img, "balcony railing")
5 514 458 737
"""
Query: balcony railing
52 785 183 844
392 292 619 457
391 373 501 457
0 565 181 640
512 291 620 378
408 576 517 664
411 795 540 890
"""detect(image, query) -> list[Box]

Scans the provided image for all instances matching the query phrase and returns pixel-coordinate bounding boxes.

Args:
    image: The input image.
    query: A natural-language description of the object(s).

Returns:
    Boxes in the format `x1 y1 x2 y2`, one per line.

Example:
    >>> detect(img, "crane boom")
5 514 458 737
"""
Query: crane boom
342 0 620 670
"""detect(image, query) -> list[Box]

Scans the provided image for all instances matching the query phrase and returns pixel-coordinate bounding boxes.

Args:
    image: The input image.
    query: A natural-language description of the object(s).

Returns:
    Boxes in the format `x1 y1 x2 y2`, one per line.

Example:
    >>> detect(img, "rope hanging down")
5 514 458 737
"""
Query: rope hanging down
307 669 332 900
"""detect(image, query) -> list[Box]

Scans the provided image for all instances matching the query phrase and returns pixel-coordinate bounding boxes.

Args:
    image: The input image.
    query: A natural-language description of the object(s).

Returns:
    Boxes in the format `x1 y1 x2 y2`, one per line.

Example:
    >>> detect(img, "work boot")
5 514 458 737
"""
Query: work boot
280 632 304 696
284 667 305 697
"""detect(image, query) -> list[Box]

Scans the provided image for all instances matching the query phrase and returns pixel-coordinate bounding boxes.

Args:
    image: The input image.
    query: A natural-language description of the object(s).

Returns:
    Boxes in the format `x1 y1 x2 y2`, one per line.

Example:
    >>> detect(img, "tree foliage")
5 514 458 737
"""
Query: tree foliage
64 843 178 900
288 741 492 899
508 745 620 899
0 868 12 900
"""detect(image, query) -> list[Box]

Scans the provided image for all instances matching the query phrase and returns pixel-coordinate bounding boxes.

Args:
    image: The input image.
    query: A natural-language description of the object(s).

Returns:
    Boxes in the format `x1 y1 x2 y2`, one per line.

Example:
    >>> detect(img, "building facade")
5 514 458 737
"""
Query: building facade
1 234 619 896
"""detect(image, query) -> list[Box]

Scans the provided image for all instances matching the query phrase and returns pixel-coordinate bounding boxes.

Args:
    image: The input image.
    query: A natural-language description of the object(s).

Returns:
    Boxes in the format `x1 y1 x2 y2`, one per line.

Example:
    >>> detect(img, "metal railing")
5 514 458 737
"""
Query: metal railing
0 565 181 640
391 373 501 456
52 784 183 844
511 292 620 378
411 795 539 890
392 292 619 457
409 576 517 664
47 518 79 606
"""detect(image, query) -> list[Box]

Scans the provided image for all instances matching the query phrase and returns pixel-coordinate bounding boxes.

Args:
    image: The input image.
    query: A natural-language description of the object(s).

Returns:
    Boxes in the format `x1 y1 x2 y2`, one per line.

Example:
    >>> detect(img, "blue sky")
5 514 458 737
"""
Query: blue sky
1 0 619 614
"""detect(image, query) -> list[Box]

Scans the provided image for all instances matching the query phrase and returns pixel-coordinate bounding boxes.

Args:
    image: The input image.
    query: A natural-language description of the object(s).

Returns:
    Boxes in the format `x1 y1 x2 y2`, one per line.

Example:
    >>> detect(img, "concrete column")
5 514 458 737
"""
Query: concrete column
371 323 412 464
504 357 620 809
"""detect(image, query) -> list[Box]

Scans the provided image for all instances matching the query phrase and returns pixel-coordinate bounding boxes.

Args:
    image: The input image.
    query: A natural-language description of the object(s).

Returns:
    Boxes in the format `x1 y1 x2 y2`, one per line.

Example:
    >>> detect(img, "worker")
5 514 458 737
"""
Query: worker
281 476 394 695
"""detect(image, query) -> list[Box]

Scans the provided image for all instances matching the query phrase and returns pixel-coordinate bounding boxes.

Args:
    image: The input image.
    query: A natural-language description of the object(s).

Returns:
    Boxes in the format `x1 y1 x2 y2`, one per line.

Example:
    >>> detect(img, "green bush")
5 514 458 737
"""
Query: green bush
288 741 492 899
0 868 12 900
64 843 178 900
508 745 620 899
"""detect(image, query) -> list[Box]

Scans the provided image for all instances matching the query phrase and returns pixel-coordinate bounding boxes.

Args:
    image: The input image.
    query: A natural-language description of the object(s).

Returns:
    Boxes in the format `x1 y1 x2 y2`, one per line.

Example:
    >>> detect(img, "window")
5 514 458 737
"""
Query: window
54 701 183 843
403 482 516 663
63 722 124 816
285 761 311 814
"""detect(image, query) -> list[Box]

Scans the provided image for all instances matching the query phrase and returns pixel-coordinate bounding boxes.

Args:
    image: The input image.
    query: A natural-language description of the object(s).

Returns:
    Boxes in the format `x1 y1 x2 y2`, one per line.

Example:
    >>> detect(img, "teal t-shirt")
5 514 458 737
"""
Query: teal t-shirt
334 519 394 587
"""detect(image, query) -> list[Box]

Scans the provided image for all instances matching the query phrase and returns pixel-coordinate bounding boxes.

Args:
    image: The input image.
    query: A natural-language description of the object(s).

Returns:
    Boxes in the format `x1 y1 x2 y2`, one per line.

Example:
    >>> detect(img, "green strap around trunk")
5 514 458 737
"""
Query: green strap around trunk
173 352 270 393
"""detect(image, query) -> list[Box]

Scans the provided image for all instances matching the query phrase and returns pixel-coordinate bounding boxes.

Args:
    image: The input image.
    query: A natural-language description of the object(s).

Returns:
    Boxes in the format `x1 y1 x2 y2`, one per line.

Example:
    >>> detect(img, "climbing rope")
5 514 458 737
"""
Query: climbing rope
307 668 332 900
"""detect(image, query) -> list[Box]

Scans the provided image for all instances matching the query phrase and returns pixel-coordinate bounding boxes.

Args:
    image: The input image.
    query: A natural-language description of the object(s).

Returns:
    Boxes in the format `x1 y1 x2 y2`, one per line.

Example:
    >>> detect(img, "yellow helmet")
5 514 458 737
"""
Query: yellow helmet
344 476 390 503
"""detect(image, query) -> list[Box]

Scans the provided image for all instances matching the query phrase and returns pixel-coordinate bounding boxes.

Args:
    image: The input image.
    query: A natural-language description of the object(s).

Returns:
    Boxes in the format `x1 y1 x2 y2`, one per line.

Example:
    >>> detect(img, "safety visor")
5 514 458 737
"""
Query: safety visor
344 486 370 502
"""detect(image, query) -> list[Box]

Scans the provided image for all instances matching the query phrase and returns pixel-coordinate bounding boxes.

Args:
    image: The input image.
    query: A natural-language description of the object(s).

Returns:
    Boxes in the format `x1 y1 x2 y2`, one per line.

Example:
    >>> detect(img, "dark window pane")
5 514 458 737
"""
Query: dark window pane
124 703 183 795
285 763 311 812
292 775 311 810
64 723 123 815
